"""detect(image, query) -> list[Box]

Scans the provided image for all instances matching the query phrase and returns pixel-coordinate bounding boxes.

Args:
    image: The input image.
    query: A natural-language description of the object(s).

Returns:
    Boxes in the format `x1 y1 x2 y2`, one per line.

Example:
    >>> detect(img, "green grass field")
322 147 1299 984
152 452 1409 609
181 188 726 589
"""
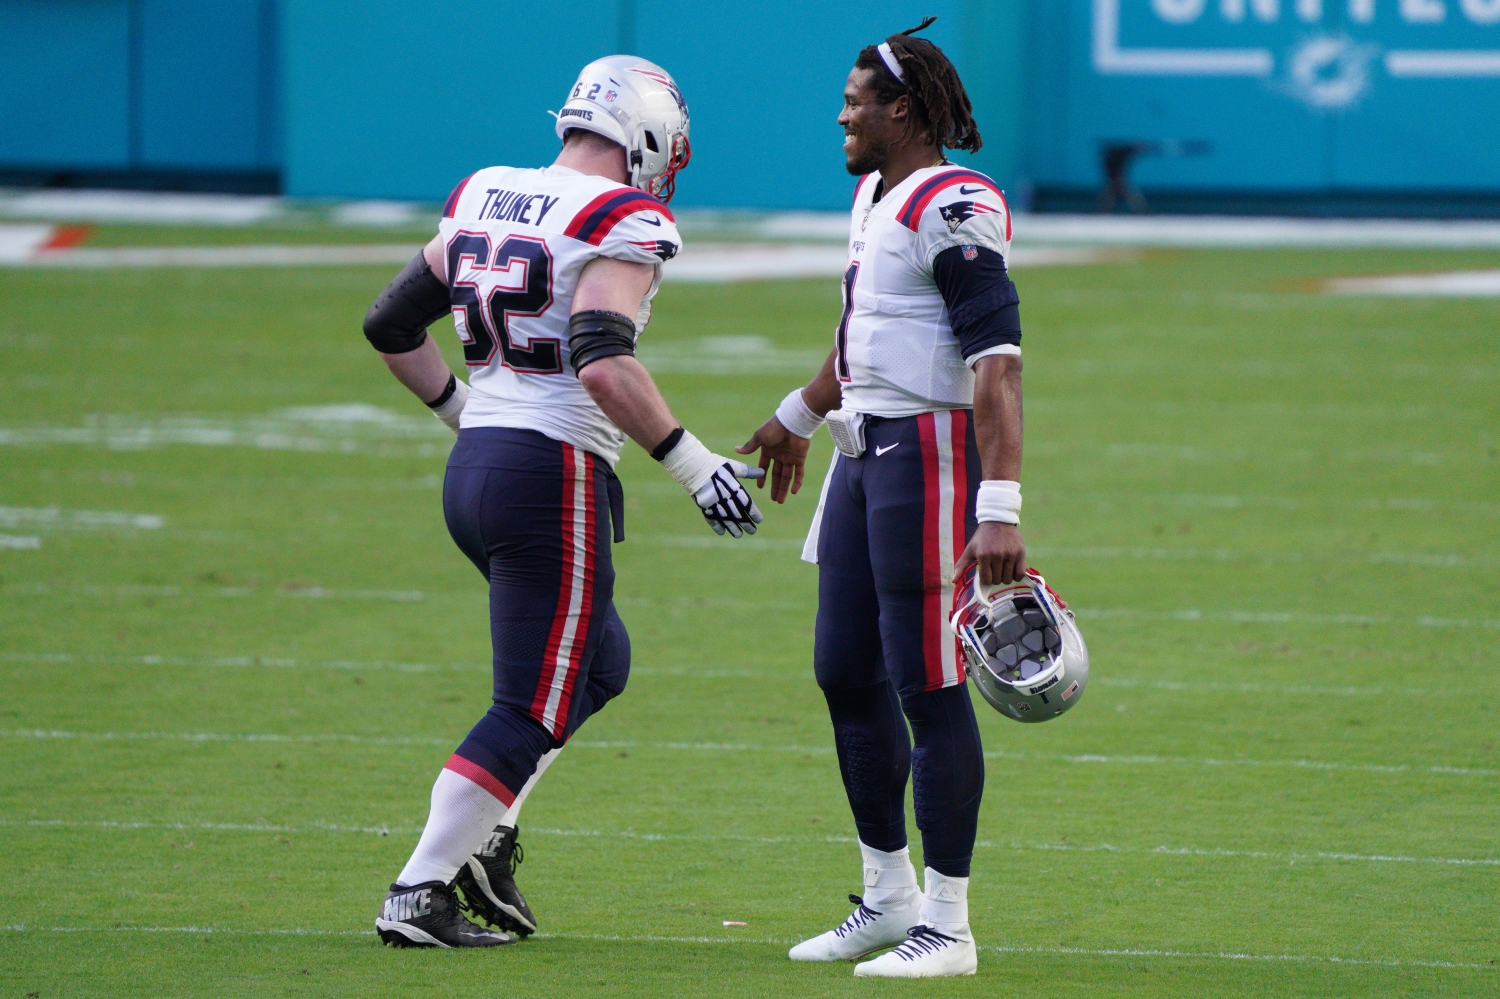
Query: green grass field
1 236 1497 997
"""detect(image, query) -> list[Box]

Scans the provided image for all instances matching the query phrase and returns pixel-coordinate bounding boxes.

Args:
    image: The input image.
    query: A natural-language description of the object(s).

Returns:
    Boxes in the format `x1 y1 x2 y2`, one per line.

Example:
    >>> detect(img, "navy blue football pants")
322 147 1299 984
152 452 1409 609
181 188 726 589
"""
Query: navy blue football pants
811 411 985 878
439 427 629 807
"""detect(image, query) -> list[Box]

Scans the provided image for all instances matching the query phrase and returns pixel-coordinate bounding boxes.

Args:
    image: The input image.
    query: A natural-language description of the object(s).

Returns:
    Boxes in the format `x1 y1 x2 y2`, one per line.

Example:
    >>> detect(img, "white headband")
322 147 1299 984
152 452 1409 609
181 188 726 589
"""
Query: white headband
877 42 905 82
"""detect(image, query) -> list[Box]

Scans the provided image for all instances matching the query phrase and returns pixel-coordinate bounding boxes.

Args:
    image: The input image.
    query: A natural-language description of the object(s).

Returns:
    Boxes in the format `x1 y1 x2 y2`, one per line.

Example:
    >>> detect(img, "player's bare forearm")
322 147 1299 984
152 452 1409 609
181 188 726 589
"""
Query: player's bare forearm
956 353 1026 585
381 335 455 405
577 354 679 452
735 349 841 504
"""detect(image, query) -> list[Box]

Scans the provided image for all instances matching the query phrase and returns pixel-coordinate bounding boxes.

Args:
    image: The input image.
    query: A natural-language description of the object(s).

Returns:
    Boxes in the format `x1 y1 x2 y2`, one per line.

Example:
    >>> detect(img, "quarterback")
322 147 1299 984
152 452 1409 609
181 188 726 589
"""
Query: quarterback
361 56 764 948
737 20 1023 977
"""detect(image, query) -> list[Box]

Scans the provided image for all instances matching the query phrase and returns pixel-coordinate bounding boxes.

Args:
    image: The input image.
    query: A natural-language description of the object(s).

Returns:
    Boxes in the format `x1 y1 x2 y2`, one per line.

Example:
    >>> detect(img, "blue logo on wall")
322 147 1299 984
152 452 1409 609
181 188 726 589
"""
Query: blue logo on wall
1092 0 1500 111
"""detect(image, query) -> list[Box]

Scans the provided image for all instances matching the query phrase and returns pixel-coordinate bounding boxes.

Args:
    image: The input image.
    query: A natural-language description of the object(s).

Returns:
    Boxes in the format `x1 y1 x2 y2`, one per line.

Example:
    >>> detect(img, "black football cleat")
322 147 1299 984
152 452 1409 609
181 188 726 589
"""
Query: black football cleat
454 824 537 936
375 880 516 948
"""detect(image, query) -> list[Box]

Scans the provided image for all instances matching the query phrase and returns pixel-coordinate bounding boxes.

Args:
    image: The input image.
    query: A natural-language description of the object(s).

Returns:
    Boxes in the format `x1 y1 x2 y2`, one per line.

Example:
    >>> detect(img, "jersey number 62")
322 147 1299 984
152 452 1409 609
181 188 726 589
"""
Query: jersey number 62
446 233 561 374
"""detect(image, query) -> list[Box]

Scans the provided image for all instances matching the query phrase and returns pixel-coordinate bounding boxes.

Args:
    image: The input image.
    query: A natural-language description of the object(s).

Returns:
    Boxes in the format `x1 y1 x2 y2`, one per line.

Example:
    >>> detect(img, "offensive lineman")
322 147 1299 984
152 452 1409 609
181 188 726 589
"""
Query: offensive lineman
737 20 1024 977
361 57 764 948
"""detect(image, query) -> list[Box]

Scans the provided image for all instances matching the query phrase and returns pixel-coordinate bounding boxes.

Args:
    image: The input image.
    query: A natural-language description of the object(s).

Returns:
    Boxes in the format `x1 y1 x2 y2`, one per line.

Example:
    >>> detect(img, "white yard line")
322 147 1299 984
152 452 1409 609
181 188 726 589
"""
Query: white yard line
11 818 1491 869
1327 270 1500 297
0 922 1489 970
2 728 1492 777
0 535 42 550
0 189 283 225
0 506 164 531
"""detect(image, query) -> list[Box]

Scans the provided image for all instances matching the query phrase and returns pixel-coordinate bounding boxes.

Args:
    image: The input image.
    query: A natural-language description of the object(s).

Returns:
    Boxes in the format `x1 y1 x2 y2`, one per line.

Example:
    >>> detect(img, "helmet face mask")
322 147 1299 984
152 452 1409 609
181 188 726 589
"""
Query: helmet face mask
950 568 1089 723
555 56 691 202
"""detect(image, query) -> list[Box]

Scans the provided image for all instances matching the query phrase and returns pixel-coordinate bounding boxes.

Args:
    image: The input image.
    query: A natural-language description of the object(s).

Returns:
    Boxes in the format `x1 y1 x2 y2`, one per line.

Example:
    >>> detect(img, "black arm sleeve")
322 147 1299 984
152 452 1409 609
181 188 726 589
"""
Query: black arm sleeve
568 310 637 373
362 252 451 354
931 244 1022 362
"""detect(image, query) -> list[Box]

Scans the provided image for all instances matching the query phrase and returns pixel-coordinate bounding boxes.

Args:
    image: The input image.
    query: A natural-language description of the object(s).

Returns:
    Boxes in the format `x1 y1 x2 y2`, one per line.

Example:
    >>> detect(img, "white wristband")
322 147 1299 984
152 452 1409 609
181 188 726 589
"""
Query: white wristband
658 429 721 494
975 479 1021 525
774 387 824 439
429 377 469 434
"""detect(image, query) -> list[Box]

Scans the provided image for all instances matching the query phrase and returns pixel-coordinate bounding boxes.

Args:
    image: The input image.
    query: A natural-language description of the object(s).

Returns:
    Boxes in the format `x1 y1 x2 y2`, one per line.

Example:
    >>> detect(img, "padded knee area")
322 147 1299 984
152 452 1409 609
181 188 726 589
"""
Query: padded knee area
901 684 984 878
454 703 554 797
824 680 911 853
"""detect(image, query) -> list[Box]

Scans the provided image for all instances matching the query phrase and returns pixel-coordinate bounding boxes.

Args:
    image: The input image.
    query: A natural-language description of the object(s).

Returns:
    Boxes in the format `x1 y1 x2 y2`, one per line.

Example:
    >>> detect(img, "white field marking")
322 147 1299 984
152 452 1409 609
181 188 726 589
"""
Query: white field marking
0 223 57 262
2 582 425 602
1076 607 1500 631
0 651 1449 697
0 189 283 225
0 404 451 454
1055 491 1500 518
0 506 164 531
8 728 1491 777
0 651 754 679
1093 441 1487 468
0 923 1491 971
0 728 452 748
1029 544 1497 571
0 535 41 550
641 534 806 551
1327 270 1500 297
21 244 422 269
8 819 1498 871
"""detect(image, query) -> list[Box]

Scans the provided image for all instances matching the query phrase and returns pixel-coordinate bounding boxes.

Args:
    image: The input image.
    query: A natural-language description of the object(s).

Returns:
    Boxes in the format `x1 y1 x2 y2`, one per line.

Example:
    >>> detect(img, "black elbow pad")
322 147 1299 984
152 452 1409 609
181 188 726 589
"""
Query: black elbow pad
568 310 637 373
363 252 451 354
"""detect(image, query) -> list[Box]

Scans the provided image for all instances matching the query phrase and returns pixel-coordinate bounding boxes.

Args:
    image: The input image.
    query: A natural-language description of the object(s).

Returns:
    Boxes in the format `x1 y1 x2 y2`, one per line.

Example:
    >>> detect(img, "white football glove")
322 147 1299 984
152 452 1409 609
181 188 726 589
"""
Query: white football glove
656 428 765 538
692 460 765 537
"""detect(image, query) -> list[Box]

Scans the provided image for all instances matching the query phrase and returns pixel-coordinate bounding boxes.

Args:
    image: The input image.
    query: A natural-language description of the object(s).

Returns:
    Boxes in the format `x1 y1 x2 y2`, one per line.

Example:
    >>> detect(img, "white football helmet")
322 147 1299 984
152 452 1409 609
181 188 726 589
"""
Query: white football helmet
554 55 691 202
949 568 1089 723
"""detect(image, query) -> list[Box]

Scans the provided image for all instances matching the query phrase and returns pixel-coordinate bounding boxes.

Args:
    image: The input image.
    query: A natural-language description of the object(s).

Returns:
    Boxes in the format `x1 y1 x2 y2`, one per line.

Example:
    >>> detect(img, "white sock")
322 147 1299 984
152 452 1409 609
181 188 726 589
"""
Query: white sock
920 868 972 939
395 768 509 887
859 841 920 911
500 746 561 827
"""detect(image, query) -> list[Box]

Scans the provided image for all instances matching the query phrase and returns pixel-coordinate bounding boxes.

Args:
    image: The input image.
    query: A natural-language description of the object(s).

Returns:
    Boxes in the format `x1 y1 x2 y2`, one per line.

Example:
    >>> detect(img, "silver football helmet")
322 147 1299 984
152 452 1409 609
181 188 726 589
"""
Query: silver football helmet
950 568 1089 723
554 55 691 202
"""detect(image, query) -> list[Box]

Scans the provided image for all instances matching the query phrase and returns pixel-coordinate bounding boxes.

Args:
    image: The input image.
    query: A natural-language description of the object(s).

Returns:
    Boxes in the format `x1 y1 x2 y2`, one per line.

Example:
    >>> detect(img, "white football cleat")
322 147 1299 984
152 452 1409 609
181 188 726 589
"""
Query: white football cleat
788 893 920 962
852 924 977 978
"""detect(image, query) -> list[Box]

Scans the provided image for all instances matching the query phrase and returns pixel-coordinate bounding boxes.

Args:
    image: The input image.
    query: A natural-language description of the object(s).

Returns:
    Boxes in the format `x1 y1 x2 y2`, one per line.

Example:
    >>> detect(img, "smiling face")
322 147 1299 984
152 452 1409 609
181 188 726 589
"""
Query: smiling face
837 66 909 177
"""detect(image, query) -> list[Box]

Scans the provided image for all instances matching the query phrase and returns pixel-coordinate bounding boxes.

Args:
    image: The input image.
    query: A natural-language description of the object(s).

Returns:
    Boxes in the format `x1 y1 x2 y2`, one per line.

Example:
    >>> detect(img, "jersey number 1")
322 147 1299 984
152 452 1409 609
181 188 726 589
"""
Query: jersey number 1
447 233 561 373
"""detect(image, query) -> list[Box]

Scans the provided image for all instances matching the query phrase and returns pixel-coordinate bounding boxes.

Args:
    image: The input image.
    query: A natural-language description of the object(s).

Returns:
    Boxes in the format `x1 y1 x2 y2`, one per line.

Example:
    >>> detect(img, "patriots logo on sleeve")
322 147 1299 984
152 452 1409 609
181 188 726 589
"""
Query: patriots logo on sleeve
630 239 679 261
939 200 1001 234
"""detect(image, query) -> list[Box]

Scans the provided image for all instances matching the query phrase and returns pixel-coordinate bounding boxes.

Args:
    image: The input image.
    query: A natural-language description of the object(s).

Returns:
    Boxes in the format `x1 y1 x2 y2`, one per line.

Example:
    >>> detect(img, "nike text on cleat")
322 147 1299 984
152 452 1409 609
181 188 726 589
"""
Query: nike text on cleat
852 924 977 977
374 880 516 948
454 824 537 936
788 894 920 962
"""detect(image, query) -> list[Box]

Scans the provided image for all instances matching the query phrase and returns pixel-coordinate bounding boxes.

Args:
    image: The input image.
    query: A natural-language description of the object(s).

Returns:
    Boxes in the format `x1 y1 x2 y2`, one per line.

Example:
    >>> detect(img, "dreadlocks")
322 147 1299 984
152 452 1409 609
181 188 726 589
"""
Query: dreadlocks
854 16 982 153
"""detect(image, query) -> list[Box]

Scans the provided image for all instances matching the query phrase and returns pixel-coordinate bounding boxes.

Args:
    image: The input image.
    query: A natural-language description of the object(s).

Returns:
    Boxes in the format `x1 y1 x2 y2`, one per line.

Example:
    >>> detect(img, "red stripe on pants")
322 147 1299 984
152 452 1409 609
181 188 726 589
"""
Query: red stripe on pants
533 446 580 726
547 451 596 738
917 413 944 690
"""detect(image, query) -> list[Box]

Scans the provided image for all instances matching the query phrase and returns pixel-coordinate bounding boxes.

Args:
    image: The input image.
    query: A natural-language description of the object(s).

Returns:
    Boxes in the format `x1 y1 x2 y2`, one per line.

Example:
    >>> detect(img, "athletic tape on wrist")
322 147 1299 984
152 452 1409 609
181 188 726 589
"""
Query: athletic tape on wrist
657 428 721 494
975 479 1021 525
774 387 824 439
428 376 468 433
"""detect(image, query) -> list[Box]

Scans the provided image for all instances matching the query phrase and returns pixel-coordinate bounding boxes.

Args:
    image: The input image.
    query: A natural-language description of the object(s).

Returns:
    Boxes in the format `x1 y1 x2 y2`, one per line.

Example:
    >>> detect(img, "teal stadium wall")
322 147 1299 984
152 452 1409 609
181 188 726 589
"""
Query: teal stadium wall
278 0 1028 208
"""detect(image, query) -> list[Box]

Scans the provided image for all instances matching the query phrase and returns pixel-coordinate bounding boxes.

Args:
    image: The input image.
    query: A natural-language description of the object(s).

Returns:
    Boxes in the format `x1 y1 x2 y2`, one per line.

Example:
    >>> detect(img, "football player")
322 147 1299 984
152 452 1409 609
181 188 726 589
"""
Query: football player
736 19 1023 978
361 56 764 948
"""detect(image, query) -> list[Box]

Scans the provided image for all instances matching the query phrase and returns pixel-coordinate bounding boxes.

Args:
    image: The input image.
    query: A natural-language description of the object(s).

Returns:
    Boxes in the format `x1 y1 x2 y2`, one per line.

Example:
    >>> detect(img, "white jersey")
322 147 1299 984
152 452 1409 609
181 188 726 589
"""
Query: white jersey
438 164 682 466
837 165 1019 417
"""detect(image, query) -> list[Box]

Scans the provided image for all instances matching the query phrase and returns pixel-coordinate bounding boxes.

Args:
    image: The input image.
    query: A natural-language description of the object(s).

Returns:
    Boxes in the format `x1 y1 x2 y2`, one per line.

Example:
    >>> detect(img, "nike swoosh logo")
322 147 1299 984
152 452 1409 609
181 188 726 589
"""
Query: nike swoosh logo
959 185 986 194
875 443 900 456
639 216 662 226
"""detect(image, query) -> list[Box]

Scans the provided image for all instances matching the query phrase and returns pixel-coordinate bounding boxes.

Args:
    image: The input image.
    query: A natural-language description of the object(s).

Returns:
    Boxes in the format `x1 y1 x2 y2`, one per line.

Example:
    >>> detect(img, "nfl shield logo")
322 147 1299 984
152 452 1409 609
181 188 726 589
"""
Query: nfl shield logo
605 90 618 102
962 245 978 261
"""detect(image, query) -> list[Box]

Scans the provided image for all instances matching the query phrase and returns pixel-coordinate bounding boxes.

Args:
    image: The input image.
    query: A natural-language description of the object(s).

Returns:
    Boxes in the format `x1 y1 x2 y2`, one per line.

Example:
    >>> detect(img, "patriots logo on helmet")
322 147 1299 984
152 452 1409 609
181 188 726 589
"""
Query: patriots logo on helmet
630 239 678 261
631 68 689 119
939 200 1000 234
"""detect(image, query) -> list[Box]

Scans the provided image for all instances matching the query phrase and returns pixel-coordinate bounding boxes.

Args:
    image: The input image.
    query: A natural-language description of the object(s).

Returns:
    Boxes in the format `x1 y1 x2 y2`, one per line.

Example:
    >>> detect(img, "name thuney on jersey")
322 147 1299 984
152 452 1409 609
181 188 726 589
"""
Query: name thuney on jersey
939 200 1000 234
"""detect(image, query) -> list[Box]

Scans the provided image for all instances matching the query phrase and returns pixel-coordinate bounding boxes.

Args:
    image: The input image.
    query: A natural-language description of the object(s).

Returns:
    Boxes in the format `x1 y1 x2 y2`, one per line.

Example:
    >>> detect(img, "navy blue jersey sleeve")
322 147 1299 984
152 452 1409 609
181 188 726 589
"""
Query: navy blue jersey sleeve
931 244 1022 361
